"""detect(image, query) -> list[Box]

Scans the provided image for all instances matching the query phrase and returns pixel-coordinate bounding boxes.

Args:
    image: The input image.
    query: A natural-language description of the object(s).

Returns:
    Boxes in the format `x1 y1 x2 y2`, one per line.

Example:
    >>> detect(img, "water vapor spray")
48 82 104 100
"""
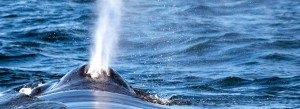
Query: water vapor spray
88 0 122 78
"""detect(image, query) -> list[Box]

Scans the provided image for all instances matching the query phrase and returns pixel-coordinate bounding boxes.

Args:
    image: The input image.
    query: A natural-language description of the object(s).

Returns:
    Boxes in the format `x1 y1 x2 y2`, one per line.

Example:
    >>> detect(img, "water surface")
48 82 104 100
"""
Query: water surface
1 0 300 108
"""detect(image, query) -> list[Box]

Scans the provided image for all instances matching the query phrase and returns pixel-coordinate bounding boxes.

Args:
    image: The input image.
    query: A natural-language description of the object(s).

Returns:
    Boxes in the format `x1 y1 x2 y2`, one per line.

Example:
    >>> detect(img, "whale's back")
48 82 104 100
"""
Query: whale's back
38 90 166 109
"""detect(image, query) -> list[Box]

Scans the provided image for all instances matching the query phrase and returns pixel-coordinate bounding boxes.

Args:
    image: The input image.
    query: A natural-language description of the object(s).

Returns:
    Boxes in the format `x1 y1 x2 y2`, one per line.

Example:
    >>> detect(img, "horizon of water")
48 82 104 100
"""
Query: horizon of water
88 0 122 78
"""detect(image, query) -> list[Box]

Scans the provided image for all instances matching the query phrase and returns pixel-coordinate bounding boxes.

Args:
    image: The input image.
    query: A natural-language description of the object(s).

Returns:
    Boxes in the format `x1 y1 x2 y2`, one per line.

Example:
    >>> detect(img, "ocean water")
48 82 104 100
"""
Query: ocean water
1 0 300 108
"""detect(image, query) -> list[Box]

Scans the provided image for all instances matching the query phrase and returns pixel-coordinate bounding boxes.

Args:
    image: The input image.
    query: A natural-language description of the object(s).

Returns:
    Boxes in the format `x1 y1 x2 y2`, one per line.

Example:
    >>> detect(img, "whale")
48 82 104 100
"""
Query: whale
0 64 170 109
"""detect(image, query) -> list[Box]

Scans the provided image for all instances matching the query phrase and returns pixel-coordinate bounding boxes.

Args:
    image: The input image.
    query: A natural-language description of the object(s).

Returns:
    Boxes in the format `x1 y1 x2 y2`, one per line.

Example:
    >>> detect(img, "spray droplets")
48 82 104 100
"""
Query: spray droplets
88 0 123 78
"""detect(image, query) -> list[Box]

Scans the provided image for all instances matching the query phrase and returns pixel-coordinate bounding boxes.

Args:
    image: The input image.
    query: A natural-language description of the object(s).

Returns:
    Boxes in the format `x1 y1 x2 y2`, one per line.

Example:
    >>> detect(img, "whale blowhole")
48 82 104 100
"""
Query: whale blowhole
85 64 110 78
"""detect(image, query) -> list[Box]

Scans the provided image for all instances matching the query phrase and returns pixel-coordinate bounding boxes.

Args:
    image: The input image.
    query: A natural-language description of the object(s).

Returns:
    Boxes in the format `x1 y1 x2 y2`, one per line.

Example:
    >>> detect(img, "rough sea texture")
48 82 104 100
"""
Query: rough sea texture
1 0 300 108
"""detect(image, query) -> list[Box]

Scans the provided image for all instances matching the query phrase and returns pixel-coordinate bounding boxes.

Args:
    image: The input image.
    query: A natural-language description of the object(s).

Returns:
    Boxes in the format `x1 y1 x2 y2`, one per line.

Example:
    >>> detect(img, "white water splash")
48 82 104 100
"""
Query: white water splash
19 88 32 95
88 0 123 78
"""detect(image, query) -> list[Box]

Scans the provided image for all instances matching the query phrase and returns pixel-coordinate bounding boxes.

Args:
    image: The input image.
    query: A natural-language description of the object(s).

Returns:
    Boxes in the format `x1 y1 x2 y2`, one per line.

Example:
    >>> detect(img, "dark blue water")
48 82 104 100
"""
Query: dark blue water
1 0 300 108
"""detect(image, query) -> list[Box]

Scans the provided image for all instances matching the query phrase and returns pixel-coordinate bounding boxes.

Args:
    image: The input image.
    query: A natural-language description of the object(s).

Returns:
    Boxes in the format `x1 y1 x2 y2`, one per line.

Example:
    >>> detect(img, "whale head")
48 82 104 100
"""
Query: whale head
30 64 135 96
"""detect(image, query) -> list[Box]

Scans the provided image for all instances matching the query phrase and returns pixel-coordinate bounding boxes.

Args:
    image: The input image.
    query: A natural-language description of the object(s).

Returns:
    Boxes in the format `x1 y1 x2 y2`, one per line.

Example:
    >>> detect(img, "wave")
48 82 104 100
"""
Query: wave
11 28 85 43
2 14 18 18
183 41 216 55
71 0 95 3
0 67 63 87
248 40 300 50
0 54 37 60
183 5 213 16
178 76 300 90
169 75 300 106
259 53 296 61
